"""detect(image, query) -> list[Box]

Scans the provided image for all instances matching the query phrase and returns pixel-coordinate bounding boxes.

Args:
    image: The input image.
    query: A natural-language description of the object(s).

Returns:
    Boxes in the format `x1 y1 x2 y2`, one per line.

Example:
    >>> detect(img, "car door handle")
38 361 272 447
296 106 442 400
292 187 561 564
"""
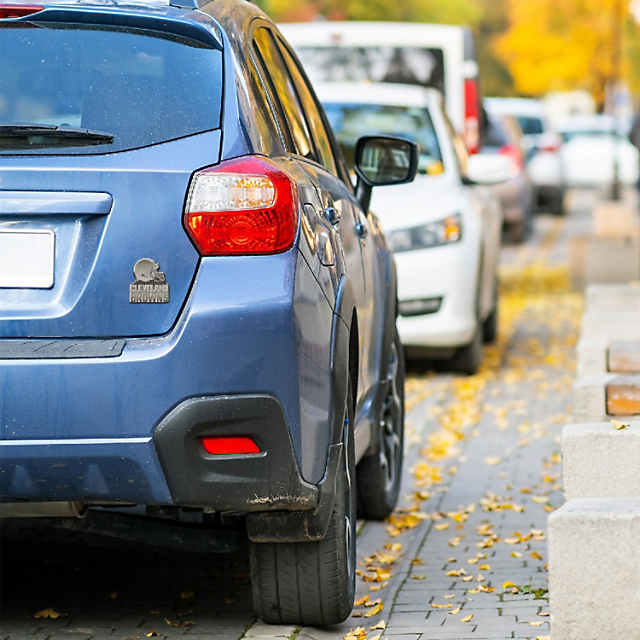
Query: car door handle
323 206 341 226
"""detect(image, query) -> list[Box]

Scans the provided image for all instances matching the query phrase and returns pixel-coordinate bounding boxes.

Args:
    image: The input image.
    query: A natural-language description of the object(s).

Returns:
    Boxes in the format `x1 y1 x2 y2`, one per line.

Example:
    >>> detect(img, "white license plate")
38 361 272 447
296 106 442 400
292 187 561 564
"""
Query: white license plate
0 229 55 289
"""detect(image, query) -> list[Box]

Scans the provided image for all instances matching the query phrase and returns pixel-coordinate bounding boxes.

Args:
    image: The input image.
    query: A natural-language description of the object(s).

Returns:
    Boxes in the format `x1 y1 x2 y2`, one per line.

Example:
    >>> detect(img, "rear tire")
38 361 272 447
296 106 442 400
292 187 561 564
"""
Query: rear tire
249 383 356 626
450 325 482 375
357 328 405 520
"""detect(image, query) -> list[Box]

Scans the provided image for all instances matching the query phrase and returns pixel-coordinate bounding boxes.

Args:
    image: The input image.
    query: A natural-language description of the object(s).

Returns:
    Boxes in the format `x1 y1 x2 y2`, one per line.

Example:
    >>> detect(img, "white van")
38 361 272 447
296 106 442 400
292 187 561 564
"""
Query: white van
279 21 482 152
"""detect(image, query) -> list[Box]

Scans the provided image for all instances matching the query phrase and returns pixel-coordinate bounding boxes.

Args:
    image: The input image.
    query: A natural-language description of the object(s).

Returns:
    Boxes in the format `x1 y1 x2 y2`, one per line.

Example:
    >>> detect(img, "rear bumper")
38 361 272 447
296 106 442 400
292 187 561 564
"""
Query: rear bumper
0 255 332 515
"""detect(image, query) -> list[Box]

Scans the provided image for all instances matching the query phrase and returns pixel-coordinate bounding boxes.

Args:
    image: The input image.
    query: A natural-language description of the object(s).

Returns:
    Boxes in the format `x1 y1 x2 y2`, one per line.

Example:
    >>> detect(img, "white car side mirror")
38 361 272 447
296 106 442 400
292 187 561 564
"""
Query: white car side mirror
465 152 518 185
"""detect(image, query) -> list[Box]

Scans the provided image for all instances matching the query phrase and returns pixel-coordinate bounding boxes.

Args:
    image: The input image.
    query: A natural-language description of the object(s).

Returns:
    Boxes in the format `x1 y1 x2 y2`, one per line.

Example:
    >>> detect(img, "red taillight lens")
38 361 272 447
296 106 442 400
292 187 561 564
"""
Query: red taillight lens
499 144 524 171
0 4 43 18
201 436 261 455
464 78 480 155
184 156 298 256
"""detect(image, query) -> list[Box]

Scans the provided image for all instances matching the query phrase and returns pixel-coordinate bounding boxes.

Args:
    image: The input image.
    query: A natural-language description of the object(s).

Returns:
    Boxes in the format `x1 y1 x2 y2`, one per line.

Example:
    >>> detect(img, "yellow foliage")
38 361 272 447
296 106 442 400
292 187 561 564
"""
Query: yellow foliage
496 0 637 107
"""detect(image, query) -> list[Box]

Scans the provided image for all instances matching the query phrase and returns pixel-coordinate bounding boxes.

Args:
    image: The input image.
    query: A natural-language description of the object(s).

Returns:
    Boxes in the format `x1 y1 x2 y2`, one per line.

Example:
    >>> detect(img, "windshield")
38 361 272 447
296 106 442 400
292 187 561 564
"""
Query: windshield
0 24 223 154
323 102 444 175
297 46 445 95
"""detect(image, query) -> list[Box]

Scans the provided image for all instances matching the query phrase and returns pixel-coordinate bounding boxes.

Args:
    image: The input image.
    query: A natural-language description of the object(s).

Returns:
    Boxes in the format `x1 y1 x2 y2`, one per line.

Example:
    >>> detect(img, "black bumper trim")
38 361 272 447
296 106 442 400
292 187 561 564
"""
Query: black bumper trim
153 395 318 513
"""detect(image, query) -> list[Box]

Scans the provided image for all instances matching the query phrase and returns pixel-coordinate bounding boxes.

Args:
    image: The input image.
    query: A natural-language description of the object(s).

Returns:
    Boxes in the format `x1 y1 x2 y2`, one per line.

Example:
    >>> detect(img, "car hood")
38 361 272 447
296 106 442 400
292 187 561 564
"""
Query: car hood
370 174 466 231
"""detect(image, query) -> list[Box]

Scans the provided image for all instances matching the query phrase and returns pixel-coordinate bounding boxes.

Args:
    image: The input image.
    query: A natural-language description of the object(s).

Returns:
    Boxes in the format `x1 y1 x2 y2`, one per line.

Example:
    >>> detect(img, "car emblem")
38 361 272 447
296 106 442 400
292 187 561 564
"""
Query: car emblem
129 258 170 304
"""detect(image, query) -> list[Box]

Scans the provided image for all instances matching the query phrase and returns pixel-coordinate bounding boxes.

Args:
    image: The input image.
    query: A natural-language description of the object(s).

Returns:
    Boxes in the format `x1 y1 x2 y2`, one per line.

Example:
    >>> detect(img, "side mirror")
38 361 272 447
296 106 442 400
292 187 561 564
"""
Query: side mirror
354 135 418 212
463 152 518 186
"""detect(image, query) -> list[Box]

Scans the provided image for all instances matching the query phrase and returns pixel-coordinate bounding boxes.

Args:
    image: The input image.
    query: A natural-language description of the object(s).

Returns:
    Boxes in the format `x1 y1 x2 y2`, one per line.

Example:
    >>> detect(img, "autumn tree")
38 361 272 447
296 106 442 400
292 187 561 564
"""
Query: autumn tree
496 0 639 109
258 0 481 26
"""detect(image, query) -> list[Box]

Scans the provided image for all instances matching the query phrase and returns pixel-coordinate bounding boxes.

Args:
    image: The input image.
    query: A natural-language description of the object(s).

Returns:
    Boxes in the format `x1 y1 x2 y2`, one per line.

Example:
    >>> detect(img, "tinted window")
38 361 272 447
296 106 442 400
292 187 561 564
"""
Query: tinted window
277 41 337 174
516 116 544 135
324 103 443 175
482 115 510 149
254 28 314 159
297 46 445 95
0 25 223 155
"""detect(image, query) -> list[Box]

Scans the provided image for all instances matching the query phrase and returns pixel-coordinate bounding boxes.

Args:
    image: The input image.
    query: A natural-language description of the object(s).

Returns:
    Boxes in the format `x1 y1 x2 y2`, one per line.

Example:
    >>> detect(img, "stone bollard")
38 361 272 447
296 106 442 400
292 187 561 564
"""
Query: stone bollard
562 422 640 500
549 498 640 640
585 284 640 313
574 374 640 421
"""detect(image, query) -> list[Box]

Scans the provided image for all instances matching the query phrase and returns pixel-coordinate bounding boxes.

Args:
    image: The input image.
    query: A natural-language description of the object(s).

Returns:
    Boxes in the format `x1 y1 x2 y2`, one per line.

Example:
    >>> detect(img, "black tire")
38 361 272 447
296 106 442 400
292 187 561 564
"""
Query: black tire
357 327 405 520
450 325 482 375
249 383 357 626
506 220 527 244
482 282 499 344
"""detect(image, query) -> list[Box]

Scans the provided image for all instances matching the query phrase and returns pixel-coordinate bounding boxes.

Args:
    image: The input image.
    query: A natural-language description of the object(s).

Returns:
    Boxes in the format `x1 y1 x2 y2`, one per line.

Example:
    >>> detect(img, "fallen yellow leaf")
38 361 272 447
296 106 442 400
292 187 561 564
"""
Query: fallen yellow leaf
33 609 64 620
461 614 473 622
612 420 630 430
364 602 384 618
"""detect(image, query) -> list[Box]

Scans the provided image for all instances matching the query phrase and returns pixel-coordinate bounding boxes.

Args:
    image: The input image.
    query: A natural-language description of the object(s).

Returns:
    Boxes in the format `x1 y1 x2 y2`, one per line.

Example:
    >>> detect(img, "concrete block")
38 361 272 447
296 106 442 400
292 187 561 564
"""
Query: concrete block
576 339 607 376
609 341 640 372
580 311 640 342
573 374 615 421
593 200 638 238
585 283 640 313
549 498 640 639
562 422 640 499
584 236 640 286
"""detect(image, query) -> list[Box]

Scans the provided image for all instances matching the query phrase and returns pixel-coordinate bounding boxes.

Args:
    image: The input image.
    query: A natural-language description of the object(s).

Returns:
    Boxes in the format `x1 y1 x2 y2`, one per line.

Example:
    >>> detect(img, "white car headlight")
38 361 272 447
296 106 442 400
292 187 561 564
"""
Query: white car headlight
387 213 462 253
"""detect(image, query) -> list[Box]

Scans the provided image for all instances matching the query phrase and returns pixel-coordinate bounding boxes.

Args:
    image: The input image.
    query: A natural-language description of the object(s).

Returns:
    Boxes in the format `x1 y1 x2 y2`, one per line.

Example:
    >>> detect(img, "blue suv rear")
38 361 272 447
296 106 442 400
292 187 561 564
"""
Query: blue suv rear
0 0 416 625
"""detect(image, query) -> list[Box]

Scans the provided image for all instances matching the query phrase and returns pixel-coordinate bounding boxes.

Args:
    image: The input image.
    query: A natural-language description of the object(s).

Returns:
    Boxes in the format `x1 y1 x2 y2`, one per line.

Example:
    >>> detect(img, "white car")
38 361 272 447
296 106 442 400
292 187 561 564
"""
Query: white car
317 83 503 373
485 97 567 215
555 115 639 188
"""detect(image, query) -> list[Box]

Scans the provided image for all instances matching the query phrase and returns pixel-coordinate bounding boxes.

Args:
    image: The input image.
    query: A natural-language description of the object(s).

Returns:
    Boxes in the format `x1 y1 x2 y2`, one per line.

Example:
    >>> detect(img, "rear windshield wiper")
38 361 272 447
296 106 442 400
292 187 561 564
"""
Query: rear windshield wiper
0 124 114 144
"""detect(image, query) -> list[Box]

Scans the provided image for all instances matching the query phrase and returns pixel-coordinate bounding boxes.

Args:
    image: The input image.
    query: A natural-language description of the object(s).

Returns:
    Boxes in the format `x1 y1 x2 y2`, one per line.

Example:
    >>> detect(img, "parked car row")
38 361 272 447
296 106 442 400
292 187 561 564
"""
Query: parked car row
0 0 607 630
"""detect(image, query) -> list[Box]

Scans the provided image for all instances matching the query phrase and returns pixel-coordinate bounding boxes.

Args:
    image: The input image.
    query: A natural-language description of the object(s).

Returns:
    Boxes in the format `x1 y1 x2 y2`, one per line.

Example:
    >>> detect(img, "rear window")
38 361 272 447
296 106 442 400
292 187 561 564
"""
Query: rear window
323 102 444 176
516 116 544 136
297 46 445 96
0 24 223 155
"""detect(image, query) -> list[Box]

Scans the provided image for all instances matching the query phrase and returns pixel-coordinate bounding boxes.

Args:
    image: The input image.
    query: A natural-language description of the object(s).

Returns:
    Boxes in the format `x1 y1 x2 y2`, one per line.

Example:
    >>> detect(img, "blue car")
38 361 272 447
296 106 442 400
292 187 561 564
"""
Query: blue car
0 0 417 625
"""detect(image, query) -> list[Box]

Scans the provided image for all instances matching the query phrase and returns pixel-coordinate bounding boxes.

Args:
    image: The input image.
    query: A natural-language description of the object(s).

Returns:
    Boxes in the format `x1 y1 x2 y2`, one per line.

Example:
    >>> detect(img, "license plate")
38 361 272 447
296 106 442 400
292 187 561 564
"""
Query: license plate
0 229 55 289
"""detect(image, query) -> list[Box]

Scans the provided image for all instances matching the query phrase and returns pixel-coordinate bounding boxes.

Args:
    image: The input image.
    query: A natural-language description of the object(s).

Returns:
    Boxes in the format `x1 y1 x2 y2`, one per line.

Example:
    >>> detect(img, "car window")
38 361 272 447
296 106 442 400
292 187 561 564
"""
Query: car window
482 114 510 148
277 39 337 175
0 24 222 155
516 116 544 136
253 28 314 160
323 102 444 176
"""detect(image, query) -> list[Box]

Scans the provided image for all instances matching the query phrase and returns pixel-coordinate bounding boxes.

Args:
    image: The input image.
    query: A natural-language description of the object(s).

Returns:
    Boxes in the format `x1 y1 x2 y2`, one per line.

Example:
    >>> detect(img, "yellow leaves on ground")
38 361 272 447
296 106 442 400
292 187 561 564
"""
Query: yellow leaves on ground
461 614 473 622
344 627 367 640
484 456 501 466
33 608 65 620
612 420 630 430
364 602 384 618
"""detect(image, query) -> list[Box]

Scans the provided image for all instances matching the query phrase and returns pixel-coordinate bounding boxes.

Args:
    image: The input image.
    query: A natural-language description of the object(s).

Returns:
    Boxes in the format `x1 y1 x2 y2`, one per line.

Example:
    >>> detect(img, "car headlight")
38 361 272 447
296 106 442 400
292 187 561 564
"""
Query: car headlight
387 213 462 253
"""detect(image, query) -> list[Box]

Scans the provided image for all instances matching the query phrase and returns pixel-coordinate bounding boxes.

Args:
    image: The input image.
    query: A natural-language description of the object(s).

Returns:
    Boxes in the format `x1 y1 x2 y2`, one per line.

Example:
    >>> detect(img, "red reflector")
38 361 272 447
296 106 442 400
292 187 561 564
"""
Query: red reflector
201 436 261 455
184 156 298 256
0 4 43 18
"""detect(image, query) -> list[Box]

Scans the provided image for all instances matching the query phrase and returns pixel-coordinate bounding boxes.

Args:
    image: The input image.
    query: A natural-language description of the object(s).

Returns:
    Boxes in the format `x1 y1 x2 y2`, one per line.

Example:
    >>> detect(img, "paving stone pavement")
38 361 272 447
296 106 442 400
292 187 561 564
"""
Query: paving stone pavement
0 200 588 640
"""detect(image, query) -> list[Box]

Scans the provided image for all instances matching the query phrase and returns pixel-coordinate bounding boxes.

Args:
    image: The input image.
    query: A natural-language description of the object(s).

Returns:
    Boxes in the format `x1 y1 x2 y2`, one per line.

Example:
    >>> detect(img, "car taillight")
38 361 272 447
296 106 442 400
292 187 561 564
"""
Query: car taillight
464 78 480 155
0 4 43 18
184 156 298 256
499 144 524 171
201 436 261 455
